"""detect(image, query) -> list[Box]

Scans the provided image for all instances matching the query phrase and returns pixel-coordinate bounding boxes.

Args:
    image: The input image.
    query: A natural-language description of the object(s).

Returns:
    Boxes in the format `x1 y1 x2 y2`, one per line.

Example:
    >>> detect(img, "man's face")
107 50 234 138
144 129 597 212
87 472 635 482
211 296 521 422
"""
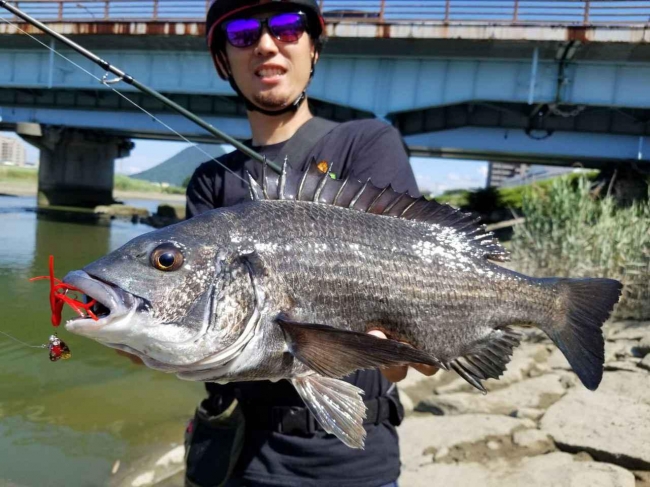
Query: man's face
224 9 316 111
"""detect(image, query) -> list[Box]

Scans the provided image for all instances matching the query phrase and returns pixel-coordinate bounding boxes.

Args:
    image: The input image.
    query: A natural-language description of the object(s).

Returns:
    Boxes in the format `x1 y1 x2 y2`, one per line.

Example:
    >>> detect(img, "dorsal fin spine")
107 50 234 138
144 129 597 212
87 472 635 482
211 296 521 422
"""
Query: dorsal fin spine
297 167 310 200
278 157 288 200
383 193 407 215
262 158 269 199
349 179 370 209
247 172 263 201
333 177 349 206
367 187 389 213
399 197 423 218
313 161 333 202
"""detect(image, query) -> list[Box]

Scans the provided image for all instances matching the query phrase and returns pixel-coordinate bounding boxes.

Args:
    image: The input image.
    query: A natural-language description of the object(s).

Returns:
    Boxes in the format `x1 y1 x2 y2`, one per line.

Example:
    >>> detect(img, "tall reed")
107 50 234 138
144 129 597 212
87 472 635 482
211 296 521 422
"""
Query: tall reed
510 176 650 320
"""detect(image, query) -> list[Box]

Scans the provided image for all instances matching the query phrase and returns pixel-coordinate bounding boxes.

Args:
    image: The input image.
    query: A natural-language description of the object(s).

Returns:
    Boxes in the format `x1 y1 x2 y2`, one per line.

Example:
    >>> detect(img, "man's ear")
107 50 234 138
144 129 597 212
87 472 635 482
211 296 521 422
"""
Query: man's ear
211 51 232 81
313 50 320 66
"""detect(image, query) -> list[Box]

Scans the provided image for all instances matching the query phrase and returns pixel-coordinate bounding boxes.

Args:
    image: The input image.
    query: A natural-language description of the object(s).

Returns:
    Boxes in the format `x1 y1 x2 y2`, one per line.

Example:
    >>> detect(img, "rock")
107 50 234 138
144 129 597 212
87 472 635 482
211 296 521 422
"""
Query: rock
604 360 642 372
399 452 635 487
597 371 650 405
397 386 414 416
487 440 500 450
398 368 456 405
398 414 532 473
633 470 650 486
417 374 567 416
512 407 545 421
639 355 650 372
605 340 640 362
131 472 155 487
541 384 650 469
512 429 554 454
154 445 184 468
632 334 650 358
546 348 572 370
606 321 650 341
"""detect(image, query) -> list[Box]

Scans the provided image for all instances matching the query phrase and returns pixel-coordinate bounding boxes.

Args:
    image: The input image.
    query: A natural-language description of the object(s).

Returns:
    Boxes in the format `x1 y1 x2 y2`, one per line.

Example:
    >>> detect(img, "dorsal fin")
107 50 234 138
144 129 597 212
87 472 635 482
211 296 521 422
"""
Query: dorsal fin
257 159 509 262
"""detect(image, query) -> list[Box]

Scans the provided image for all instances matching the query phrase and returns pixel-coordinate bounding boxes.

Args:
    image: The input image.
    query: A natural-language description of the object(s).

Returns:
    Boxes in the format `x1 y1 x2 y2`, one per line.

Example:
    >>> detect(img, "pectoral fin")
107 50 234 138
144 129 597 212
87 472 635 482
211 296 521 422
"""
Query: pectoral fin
277 318 442 378
292 375 367 449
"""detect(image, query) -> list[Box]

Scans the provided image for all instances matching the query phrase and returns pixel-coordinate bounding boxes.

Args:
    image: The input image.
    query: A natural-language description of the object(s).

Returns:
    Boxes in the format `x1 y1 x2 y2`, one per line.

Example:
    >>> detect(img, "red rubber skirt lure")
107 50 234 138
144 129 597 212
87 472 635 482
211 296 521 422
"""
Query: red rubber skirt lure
30 255 99 361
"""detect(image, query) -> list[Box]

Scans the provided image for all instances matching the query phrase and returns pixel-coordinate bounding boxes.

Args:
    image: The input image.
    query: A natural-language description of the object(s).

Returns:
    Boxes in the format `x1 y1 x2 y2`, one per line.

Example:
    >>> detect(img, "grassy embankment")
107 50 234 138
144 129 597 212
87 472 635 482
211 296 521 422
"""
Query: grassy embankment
0 166 185 196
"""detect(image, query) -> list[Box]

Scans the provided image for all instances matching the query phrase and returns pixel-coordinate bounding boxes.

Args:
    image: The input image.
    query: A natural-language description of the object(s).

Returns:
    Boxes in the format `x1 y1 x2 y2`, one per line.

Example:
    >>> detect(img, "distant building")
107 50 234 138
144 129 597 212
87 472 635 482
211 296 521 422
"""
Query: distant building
487 162 575 188
0 135 26 167
487 162 529 187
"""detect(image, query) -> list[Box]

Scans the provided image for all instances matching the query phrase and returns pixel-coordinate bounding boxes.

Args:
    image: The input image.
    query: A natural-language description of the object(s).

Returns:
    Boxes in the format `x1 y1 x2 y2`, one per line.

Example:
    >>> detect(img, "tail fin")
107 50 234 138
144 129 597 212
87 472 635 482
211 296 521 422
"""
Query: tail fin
544 278 622 391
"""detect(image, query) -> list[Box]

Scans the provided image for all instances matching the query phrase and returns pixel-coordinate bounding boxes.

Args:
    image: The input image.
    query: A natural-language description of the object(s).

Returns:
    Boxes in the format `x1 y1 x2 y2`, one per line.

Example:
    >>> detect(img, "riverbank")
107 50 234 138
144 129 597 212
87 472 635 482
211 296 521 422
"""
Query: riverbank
0 181 185 204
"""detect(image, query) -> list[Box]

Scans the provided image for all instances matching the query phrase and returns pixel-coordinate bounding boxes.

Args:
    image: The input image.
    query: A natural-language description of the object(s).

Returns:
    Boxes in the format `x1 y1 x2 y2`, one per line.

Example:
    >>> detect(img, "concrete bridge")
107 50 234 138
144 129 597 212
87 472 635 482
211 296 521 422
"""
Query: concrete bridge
1 0 650 206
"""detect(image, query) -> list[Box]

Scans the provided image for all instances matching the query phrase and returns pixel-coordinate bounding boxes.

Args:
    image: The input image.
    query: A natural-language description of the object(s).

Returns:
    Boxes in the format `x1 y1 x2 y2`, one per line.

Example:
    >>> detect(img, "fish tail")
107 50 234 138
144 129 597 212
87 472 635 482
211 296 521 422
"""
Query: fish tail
540 277 622 391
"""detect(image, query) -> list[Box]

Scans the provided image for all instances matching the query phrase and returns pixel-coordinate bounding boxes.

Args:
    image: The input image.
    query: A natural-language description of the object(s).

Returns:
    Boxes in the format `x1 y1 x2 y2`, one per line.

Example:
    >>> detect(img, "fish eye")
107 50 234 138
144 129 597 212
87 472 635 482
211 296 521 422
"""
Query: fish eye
150 244 184 272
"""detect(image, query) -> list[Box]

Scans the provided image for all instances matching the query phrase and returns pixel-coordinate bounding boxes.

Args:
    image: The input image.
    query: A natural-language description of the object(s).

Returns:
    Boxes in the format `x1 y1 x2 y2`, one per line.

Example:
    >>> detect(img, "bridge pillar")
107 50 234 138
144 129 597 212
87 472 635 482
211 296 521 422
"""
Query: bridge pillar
21 126 133 208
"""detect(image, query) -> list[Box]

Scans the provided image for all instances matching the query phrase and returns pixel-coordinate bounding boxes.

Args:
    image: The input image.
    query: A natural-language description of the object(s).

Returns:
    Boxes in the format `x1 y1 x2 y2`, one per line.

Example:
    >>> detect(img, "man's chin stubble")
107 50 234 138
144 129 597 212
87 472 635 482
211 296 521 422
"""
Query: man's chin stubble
252 93 293 111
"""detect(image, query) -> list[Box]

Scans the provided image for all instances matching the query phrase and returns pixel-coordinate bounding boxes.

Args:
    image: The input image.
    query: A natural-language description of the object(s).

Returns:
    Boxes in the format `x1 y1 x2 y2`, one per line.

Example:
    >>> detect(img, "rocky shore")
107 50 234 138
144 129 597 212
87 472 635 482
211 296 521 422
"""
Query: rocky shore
397 319 650 487
110 319 650 487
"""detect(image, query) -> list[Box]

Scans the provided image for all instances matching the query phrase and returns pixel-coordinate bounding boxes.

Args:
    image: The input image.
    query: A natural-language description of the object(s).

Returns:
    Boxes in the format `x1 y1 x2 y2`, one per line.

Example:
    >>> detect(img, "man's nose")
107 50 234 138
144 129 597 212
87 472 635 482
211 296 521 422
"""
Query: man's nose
255 27 279 55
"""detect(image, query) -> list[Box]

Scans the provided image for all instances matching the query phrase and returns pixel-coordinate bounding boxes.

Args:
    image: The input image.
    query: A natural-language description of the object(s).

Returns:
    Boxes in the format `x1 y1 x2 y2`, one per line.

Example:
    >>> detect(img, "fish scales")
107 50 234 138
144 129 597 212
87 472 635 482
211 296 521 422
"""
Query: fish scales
227 200 543 362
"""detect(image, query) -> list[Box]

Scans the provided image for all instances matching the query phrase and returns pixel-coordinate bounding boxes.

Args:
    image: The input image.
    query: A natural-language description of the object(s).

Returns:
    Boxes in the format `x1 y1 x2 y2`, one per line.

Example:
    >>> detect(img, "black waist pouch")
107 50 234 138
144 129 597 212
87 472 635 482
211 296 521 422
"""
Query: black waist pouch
185 400 246 487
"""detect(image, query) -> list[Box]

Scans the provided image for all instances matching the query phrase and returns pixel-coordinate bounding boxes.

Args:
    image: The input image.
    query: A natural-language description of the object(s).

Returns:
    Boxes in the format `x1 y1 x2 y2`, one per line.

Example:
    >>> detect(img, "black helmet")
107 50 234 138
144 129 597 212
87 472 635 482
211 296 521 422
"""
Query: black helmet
206 0 326 117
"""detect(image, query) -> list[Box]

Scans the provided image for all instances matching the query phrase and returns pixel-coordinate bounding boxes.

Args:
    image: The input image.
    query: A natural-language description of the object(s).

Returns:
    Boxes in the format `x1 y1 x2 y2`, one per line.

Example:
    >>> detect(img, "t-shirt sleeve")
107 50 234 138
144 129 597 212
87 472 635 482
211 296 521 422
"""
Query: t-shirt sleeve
185 161 221 219
347 122 420 197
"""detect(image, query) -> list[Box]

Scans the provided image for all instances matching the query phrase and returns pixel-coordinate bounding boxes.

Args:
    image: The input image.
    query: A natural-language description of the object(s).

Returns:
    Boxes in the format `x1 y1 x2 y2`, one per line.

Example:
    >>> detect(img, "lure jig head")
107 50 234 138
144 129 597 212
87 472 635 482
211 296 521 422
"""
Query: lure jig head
48 334 71 362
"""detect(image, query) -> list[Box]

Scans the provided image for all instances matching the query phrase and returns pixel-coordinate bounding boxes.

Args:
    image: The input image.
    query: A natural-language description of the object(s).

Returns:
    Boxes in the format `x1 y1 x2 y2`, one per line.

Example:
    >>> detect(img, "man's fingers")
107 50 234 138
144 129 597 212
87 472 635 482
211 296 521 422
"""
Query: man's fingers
412 363 439 376
367 329 438 381
381 365 409 383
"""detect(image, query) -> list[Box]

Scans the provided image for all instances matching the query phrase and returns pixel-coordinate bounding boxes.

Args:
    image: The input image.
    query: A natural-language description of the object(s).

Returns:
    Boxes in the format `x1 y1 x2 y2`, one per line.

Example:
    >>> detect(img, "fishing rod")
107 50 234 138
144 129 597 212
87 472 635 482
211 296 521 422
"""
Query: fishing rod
0 0 281 174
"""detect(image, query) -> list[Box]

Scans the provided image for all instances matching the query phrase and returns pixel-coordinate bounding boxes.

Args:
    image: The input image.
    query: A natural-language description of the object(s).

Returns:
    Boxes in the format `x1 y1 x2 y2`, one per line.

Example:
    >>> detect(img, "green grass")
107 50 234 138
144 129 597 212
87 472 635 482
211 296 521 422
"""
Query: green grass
0 168 184 195
0 166 38 181
510 175 650 320
113 174 185 194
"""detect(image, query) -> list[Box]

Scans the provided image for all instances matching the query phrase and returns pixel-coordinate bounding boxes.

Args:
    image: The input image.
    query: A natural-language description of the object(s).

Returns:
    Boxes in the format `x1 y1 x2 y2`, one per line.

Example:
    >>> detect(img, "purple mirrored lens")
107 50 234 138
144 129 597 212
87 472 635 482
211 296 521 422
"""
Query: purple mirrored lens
268 13 306 42
225 18 262 48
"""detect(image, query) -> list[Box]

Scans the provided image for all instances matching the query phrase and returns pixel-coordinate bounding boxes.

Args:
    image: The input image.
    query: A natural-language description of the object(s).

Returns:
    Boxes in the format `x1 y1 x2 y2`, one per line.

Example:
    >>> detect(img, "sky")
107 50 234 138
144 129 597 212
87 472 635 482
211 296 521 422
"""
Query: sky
1 131 487 196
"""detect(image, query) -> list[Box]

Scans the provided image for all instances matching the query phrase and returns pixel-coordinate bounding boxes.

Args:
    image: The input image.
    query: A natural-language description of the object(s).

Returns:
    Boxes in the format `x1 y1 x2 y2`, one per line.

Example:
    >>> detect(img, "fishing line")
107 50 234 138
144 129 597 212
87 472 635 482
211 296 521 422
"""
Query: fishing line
0 14 251 186
0 330 47 349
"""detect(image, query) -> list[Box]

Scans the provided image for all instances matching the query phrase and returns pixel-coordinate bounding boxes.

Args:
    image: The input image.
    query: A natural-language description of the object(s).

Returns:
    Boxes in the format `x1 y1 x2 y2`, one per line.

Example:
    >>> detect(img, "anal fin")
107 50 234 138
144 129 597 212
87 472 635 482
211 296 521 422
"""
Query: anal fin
447 327 521 394
292 375 367 449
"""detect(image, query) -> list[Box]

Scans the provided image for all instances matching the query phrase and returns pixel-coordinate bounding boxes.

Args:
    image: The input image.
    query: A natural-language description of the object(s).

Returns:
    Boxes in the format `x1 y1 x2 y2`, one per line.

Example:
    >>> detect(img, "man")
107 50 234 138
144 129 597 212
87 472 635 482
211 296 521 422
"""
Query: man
183 1 437 486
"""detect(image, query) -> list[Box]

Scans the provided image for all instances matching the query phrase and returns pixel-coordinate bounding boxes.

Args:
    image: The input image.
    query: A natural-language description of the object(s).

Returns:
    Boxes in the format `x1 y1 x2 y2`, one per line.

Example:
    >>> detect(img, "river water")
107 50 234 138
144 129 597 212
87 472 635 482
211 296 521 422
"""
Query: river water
0 195 205 486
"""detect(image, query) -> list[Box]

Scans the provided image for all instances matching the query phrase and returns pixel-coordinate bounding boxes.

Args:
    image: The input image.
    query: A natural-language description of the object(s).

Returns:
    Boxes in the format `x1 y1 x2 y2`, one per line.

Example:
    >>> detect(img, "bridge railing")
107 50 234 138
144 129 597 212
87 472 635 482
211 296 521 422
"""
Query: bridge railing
3 0 650 25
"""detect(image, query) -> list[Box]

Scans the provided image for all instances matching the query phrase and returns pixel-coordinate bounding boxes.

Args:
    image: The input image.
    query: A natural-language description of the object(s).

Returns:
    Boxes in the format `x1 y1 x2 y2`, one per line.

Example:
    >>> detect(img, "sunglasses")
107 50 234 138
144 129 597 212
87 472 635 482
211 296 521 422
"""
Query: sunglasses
222 12 308 48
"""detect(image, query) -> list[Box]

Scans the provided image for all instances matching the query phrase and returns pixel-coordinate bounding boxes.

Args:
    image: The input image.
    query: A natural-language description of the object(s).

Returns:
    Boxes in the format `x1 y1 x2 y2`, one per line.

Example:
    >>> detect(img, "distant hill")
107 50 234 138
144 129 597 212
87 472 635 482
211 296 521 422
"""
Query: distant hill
131 143 228 187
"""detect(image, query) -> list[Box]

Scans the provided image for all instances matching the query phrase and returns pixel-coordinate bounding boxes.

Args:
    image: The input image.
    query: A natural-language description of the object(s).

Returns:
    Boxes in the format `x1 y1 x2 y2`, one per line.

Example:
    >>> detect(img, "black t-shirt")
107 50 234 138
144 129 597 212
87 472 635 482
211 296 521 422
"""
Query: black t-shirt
185 118 420 487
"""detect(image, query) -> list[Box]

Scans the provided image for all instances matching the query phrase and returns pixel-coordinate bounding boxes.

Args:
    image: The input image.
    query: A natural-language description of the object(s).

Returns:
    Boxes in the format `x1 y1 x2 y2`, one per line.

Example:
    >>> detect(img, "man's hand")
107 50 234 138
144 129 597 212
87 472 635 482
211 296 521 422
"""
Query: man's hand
367 330 439 383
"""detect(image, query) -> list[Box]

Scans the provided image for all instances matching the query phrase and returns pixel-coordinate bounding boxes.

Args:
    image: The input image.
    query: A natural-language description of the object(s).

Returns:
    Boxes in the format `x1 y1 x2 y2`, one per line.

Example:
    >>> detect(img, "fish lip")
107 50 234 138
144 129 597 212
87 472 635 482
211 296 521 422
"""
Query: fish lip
61 270 143 329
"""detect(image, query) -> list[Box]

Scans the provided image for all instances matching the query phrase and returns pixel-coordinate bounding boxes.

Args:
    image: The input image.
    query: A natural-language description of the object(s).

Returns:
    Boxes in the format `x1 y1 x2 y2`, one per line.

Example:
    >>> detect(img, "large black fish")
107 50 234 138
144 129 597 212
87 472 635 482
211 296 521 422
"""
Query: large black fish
63 161 622 448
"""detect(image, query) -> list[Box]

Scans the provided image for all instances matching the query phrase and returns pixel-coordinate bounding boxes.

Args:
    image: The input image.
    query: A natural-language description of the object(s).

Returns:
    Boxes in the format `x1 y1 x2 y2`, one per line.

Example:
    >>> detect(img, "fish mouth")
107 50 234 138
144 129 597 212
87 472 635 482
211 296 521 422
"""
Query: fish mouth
62 270 145 334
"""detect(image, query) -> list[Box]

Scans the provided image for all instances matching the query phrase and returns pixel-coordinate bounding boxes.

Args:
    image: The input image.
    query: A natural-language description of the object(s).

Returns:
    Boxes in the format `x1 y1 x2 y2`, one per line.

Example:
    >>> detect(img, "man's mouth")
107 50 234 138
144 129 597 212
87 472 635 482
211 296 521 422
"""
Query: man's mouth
255 66 286 80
